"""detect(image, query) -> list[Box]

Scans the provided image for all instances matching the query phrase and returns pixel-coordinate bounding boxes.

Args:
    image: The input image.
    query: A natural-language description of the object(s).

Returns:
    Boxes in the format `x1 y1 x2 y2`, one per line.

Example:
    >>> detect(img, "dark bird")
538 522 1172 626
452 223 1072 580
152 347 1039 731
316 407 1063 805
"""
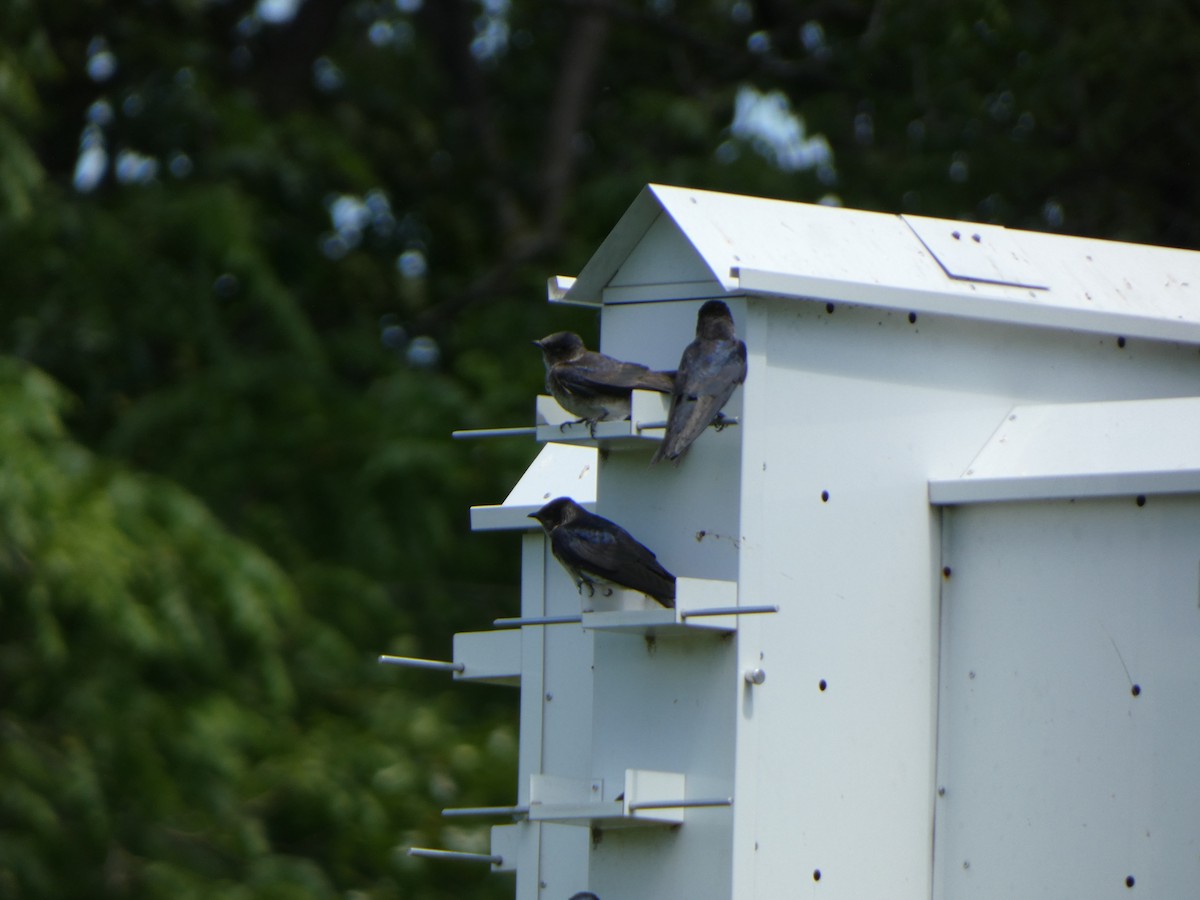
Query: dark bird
528 497 676 608
569 894 600 900
652 300 747 465
534 332 674 432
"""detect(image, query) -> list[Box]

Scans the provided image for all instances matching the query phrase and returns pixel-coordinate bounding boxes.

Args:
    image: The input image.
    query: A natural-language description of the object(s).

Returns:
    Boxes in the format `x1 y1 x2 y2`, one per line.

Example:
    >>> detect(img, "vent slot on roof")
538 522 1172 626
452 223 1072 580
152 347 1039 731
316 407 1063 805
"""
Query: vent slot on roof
902 214 1050 290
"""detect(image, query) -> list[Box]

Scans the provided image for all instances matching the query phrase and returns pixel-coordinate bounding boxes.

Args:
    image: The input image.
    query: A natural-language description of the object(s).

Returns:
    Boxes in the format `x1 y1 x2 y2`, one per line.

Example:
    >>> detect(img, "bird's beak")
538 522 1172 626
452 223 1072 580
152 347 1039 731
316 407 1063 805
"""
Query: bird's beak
531 340 543 349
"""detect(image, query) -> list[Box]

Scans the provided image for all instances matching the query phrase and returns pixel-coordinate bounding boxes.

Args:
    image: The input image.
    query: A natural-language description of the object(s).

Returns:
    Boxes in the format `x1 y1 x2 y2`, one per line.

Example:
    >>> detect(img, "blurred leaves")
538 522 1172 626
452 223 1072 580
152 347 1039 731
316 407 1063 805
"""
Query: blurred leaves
0 359 517 898
0 0 1197 896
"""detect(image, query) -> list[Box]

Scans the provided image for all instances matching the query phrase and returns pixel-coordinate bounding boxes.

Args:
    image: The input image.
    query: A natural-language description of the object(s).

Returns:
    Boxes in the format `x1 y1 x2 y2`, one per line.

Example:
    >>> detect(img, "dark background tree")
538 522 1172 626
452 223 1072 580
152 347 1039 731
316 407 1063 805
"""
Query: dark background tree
1 0 1196 896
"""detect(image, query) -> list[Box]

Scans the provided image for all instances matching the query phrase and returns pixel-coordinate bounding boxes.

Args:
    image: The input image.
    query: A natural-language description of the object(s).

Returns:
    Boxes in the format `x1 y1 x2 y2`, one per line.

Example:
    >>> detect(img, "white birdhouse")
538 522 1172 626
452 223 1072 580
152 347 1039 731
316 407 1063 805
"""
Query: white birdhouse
402 185 1200 900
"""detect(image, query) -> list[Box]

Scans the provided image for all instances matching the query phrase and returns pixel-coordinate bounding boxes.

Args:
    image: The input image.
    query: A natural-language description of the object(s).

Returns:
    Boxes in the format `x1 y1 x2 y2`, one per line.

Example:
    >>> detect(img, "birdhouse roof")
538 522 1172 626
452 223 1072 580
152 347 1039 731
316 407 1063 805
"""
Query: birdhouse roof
552 184 1200 344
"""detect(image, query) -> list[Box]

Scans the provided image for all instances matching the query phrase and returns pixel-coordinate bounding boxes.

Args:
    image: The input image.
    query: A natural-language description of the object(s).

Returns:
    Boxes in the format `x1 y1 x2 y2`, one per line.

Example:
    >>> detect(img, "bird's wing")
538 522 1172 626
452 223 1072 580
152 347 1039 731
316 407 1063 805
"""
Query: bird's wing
628 368 675 393
655 339 747 462
553 515 675 604
556 353 672 396
685 339 747 399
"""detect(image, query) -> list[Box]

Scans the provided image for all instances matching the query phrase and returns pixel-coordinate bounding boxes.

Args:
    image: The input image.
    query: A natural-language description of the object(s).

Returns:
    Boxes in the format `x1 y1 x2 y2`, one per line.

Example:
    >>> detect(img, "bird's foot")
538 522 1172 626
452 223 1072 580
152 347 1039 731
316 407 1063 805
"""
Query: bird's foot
712 412 737 432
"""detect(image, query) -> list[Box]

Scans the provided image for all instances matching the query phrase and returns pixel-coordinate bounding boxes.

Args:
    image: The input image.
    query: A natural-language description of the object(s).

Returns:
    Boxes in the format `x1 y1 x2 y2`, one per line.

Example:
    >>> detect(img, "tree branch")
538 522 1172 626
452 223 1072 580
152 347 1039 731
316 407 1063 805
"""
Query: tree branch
537 7 610 239
421 0 525 238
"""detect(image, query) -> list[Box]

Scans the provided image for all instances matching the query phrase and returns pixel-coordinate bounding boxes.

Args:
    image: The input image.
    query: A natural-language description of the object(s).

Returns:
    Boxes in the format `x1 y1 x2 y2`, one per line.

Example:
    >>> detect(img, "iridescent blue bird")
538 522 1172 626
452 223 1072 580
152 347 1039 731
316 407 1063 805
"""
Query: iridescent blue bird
529 497 676 608
652 300 747 465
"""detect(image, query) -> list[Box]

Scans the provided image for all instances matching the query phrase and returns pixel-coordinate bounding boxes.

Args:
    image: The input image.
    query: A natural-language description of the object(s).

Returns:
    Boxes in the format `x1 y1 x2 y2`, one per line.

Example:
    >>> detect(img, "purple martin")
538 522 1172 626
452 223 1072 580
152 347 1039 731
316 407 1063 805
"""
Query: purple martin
569 894 600 900
534 332 674 432
652 300 747 465
528 497 676 608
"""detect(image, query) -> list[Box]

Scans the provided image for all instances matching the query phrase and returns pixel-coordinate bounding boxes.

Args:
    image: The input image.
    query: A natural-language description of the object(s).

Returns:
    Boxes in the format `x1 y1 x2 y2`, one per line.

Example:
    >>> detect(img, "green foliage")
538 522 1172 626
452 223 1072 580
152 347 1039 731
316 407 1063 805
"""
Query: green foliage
0 359 518 898
1 0 1196 896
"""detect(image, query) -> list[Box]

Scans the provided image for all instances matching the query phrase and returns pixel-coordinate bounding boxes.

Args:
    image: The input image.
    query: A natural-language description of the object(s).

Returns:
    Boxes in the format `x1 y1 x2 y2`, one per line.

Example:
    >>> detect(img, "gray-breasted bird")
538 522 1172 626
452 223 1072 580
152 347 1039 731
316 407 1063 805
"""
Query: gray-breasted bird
652 300 747 465
534 332 674 431
529 497 676 608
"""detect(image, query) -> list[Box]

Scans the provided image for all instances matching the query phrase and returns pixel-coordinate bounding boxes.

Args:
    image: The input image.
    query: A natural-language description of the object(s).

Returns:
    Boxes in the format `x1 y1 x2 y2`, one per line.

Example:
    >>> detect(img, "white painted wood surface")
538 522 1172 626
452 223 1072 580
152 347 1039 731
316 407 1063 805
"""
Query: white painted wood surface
448 185 1200 900
936 497 1200 899
562 184 1200 344
930 396 1200 503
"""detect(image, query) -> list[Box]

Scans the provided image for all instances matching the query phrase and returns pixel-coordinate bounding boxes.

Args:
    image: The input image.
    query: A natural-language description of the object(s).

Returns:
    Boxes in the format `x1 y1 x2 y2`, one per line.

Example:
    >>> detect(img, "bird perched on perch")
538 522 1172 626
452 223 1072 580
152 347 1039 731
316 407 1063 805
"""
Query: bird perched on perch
534 331 674 433
652 300 747 465
529 497 676 608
